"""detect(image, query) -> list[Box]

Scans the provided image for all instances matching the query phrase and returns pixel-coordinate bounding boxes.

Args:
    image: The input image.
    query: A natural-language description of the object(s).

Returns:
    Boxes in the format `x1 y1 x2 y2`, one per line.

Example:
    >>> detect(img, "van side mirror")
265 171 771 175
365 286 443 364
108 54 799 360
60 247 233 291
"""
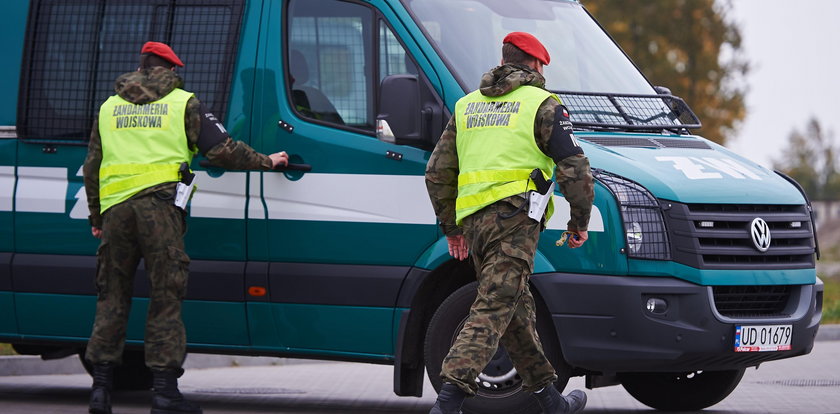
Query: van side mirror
377 74 441 150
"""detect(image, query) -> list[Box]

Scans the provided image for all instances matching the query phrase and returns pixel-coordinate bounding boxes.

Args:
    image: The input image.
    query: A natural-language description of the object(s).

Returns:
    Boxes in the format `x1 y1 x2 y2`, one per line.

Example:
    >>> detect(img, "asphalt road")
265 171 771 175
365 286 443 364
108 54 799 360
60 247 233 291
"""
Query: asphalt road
1 339 839 414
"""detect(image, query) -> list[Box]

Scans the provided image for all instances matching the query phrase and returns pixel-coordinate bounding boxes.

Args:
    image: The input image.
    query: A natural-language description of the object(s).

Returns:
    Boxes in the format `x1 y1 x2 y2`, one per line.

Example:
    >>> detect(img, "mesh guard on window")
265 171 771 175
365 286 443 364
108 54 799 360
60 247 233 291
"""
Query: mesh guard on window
17 0 245 142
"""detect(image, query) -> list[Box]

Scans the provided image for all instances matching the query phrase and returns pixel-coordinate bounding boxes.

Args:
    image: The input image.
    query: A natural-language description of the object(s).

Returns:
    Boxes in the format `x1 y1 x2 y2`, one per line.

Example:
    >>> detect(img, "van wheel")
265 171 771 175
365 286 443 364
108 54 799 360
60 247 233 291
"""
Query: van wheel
620 368 746 411
424 282 571 414
80 349 153 391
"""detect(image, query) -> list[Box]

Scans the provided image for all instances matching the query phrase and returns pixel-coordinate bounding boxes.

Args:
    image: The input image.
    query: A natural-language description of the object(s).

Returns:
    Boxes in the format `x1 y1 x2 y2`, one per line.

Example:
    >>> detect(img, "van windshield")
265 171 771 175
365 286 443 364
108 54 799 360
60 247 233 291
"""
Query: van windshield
402 0 654 94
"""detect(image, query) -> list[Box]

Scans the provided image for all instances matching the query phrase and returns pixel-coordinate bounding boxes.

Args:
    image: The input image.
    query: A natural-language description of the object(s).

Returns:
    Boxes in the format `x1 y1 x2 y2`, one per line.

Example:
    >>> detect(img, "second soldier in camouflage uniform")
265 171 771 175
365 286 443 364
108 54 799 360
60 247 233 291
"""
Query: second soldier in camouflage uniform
83 42 288 414
425 33 593 414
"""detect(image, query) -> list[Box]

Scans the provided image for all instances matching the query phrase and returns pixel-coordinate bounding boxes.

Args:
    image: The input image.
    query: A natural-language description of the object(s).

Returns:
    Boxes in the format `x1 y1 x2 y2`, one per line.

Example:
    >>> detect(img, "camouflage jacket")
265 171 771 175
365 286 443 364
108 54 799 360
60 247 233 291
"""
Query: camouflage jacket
425 64 594 236
84 67 273 227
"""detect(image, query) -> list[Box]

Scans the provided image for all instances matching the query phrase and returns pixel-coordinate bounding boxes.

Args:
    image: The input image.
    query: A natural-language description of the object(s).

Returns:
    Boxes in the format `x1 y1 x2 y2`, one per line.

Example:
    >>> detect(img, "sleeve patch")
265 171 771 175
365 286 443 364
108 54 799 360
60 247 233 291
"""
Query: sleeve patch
547 105 583 162
196 102 229 155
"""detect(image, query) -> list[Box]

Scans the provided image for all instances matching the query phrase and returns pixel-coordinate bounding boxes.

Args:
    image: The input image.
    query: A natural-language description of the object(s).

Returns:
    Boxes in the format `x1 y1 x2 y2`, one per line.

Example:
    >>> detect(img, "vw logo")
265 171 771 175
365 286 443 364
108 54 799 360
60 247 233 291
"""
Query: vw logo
750 218 771 252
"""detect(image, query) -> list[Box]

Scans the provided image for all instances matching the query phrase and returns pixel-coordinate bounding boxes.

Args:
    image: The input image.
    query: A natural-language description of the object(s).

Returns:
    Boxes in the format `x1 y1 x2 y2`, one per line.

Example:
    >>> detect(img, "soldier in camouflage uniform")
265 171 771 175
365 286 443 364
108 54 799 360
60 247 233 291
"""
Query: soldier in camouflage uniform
425 33 593 414
83 42 288 414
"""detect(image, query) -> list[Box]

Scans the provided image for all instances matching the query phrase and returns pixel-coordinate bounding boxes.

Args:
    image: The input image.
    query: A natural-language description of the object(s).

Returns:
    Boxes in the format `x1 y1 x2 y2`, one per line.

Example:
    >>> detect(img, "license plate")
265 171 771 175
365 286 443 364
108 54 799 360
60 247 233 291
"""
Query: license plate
734 325 792 352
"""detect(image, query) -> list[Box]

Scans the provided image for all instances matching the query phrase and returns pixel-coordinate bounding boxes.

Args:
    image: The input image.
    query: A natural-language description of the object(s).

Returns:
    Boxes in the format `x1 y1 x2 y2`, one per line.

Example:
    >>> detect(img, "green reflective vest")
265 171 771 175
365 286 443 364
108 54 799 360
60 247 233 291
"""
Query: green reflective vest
454 85 559 225
98 88 195 213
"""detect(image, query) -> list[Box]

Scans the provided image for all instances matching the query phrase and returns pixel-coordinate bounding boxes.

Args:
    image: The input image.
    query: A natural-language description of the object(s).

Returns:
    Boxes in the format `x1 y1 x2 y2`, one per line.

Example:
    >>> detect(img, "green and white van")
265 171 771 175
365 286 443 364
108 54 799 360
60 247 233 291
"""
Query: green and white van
0 0 822 412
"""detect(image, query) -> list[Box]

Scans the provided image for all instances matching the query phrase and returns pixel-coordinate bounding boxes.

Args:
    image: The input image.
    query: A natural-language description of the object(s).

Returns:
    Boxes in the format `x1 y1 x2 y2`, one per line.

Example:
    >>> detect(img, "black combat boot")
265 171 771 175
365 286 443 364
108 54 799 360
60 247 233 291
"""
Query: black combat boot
533 385 587 414
150 369 202 414
429 382 467 414
89 363 114 414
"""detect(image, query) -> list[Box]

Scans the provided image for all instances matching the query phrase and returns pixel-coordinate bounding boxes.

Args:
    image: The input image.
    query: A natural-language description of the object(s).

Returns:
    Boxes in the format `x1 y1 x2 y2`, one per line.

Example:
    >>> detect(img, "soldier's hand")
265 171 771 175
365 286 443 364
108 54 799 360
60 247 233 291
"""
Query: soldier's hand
269 151 289 168
91 227 102 239
567 230 588 248
446 234 469 261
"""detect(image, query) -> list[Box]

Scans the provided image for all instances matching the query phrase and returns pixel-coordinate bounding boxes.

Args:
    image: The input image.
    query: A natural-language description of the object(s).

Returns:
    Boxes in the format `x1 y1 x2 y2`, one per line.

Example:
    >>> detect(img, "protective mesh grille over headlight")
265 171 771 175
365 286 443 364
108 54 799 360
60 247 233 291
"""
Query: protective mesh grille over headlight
594 169 671 260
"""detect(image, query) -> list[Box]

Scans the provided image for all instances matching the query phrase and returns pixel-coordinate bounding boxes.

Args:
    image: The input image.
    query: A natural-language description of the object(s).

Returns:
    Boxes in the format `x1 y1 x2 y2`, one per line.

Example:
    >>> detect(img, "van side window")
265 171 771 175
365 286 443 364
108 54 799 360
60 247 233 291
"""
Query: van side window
18 0 245 142
286 1 422 132
380 22 418 81
288 0 374 128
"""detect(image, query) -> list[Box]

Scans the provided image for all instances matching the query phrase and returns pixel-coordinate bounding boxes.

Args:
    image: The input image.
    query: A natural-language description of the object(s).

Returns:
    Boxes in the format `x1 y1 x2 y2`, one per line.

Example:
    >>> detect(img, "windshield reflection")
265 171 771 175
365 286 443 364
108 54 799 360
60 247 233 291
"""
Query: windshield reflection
403 0 655 94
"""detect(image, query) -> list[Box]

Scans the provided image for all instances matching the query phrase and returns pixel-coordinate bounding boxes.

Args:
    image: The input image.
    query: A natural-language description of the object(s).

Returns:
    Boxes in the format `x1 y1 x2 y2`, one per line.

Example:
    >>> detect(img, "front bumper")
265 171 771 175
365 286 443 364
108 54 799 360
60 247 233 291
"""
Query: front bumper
531 272 822 373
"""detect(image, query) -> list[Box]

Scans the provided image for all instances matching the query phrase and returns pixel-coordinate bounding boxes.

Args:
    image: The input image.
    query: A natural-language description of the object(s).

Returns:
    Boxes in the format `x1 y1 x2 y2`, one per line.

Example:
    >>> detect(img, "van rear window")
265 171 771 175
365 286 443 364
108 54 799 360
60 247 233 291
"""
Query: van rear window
17 0 245 142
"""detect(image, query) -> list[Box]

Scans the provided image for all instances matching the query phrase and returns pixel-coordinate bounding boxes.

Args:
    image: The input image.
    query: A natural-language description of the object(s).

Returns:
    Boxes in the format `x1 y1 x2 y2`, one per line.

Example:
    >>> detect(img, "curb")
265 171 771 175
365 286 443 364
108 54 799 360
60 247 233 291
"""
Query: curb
2 325 839 377
0 354 289 377
816 323 840 341
0 354 86 376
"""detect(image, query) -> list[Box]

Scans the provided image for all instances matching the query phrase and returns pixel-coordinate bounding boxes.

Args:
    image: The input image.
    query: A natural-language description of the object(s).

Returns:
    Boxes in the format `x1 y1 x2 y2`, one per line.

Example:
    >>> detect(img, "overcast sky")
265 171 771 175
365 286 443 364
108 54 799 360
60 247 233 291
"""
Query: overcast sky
725 0 840 169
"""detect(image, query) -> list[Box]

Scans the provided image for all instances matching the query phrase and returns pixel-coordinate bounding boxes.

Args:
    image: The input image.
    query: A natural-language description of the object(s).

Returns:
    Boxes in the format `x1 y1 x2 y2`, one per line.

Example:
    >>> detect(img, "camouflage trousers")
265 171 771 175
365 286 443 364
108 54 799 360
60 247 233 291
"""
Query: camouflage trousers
442 200 557 395
85 190 190 370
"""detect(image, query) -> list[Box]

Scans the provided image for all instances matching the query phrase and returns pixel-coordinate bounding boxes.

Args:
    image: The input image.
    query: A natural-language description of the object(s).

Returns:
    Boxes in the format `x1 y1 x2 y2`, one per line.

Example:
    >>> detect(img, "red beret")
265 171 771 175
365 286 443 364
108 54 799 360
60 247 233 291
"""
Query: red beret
503 32 550 65
140 41 184 67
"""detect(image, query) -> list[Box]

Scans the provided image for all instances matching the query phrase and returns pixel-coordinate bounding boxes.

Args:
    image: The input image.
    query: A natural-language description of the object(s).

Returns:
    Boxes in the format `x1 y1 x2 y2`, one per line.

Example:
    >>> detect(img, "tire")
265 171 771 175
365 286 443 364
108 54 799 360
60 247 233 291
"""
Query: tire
80 349 153 391
620 368 746 411
424 282 571 414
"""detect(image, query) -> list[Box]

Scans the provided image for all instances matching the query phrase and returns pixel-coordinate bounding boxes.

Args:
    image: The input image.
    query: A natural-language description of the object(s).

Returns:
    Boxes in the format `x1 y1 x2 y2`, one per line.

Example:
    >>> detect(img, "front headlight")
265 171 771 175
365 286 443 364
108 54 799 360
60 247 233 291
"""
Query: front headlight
626 222 643 253
594 169 671 260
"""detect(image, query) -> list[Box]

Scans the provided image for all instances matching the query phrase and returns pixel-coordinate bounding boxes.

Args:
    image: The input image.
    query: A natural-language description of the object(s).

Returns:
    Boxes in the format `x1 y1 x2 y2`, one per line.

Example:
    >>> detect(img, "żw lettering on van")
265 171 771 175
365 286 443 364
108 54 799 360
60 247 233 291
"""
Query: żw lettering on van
655 156 763 180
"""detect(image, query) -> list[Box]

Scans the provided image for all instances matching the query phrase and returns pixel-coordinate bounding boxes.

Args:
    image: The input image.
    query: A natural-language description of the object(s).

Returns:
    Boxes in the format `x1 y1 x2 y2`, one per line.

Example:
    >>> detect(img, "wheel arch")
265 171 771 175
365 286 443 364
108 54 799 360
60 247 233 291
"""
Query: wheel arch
393 259 474 396
393 258 568 397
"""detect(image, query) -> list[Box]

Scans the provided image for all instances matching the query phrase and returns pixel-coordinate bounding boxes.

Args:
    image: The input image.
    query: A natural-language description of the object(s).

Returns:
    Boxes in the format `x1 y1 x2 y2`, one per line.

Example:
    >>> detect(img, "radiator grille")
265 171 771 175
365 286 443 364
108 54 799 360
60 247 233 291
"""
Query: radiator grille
663 202 815 270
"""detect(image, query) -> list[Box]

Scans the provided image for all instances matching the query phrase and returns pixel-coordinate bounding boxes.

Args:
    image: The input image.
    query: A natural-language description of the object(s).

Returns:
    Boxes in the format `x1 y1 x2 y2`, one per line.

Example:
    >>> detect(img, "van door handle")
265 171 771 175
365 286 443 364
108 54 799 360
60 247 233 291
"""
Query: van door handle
273 163 311 172
198 160 311 172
